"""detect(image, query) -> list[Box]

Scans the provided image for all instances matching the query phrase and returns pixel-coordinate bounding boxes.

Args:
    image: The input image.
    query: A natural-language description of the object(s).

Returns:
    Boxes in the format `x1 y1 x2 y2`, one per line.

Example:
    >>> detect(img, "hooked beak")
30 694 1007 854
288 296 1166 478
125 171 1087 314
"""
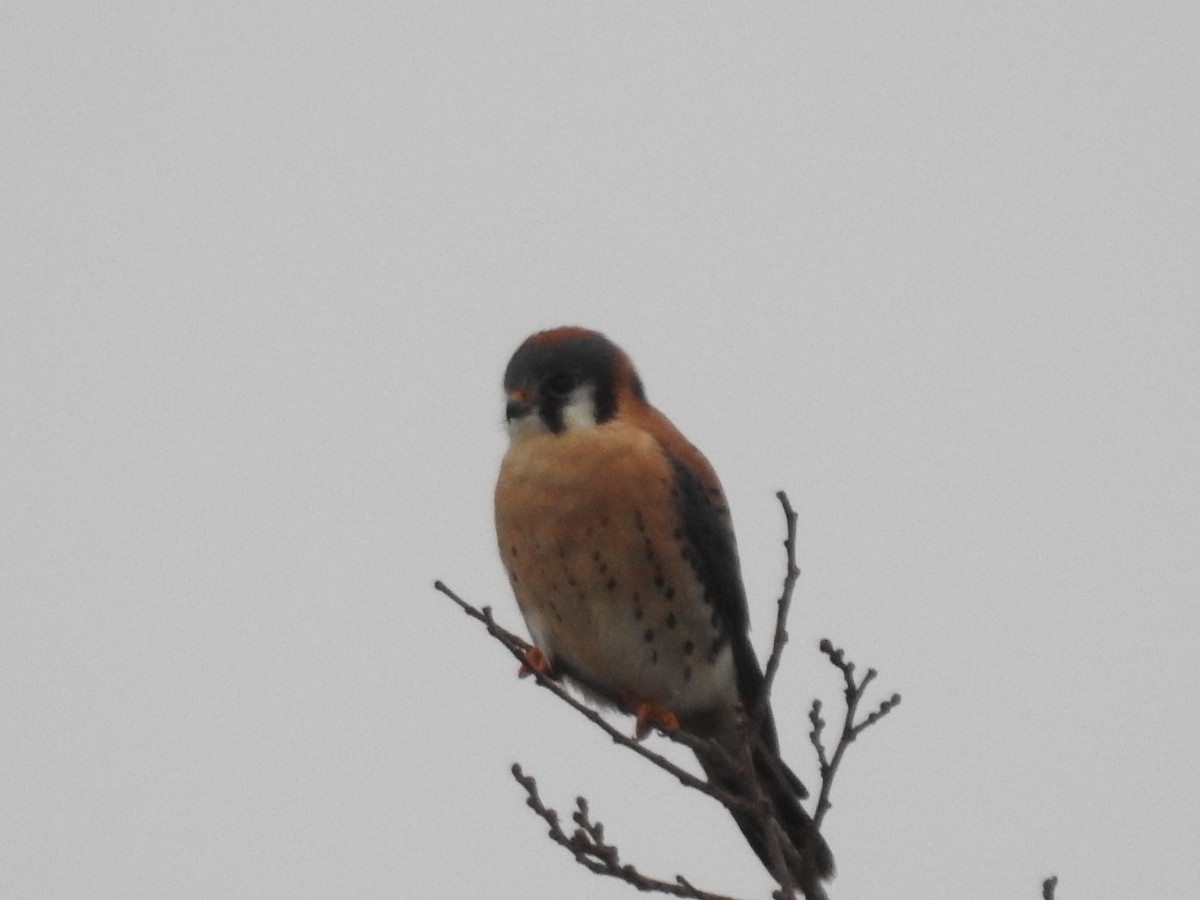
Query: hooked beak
505 391 534 422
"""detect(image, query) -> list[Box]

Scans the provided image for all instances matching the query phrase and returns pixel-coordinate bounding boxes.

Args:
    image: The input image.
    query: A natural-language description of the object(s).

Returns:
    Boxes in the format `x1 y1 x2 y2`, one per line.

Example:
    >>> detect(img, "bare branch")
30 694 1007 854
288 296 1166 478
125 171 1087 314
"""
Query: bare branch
432 579 532 659
809 639 902 829
433 580 747 810
755 491 801 727
511 763 749 900
807 700 829 777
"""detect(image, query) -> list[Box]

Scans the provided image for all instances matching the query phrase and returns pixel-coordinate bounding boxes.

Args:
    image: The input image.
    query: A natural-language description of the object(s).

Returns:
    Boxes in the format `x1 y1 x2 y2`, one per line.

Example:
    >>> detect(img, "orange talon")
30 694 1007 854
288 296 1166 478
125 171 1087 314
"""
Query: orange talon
631 700 680 740
518 645 554 678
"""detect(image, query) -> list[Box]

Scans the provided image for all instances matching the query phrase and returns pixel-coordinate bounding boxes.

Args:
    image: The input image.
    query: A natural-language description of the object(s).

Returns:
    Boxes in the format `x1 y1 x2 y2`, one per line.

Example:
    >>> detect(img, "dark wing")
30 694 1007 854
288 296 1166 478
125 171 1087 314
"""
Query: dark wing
658 431 825 880
666 455 782 752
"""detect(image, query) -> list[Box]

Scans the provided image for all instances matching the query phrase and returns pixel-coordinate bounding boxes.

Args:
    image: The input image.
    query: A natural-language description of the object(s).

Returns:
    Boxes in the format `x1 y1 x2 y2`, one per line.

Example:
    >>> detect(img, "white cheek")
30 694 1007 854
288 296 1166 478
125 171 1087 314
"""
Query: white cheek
559 385 597 431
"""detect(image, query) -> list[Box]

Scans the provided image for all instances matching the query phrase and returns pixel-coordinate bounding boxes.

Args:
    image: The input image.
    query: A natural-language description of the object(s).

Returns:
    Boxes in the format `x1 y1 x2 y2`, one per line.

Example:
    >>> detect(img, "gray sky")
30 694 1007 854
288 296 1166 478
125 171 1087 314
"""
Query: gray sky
3 5 1198 899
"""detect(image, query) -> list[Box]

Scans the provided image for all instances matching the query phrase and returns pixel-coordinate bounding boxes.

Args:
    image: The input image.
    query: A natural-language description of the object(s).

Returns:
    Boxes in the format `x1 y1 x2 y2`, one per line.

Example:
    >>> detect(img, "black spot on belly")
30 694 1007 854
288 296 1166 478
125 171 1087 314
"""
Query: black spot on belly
664 586 675 600
682 640 695 656
606 577 617 591
666 612 676 629
643 628 654 643
509 545 518 557
672 527 683 540
650 649 659 664
634 607 644 621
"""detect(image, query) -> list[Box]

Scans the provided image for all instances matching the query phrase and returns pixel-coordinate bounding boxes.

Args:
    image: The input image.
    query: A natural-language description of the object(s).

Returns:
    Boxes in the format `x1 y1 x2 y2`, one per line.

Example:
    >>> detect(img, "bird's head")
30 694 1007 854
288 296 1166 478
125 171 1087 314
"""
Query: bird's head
502 327 647 442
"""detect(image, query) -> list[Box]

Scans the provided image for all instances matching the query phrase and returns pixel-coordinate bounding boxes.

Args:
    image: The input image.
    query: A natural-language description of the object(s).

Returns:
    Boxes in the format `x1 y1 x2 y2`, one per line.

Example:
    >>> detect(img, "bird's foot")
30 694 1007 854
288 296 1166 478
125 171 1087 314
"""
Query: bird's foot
628 698 680 740
518 645 555 679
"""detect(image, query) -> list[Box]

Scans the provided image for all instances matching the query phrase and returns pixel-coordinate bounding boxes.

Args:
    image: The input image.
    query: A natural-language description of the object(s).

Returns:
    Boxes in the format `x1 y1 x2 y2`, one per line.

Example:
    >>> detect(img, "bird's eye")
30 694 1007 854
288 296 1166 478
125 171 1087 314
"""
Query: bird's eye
543 373 577 399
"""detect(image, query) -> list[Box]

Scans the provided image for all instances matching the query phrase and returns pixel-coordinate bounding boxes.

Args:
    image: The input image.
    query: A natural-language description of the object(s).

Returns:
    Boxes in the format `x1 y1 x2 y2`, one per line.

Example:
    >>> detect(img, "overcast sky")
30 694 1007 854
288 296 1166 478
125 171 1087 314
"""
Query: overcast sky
3 5 1198 900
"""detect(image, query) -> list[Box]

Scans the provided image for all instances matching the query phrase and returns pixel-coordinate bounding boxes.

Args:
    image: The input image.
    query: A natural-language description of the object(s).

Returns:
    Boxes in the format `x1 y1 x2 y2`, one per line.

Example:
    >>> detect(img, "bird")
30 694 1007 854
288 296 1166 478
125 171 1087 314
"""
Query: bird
493 326 834 898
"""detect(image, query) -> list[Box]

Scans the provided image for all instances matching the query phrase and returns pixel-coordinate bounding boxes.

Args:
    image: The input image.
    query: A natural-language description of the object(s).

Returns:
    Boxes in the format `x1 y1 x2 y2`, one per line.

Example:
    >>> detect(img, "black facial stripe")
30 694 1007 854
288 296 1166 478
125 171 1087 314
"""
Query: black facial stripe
540 398 566 433
592 377 616 424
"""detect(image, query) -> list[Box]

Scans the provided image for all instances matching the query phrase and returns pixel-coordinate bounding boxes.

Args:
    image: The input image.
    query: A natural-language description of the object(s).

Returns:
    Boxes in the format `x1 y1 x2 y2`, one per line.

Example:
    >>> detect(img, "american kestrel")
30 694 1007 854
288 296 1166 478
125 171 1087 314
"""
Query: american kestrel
494 327 833 896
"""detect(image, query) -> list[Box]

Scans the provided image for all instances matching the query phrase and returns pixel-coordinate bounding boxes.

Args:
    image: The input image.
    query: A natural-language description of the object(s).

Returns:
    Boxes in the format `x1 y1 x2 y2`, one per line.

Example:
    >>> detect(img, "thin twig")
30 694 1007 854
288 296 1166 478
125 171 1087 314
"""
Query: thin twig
809 638 901 829
755 491 801 727
807 701 829 782
511 763 749 900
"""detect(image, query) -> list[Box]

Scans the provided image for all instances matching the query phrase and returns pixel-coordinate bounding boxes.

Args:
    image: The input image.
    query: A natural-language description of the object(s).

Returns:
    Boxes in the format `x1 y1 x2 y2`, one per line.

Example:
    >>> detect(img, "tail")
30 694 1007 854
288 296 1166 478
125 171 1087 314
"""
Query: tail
694 735 834 900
